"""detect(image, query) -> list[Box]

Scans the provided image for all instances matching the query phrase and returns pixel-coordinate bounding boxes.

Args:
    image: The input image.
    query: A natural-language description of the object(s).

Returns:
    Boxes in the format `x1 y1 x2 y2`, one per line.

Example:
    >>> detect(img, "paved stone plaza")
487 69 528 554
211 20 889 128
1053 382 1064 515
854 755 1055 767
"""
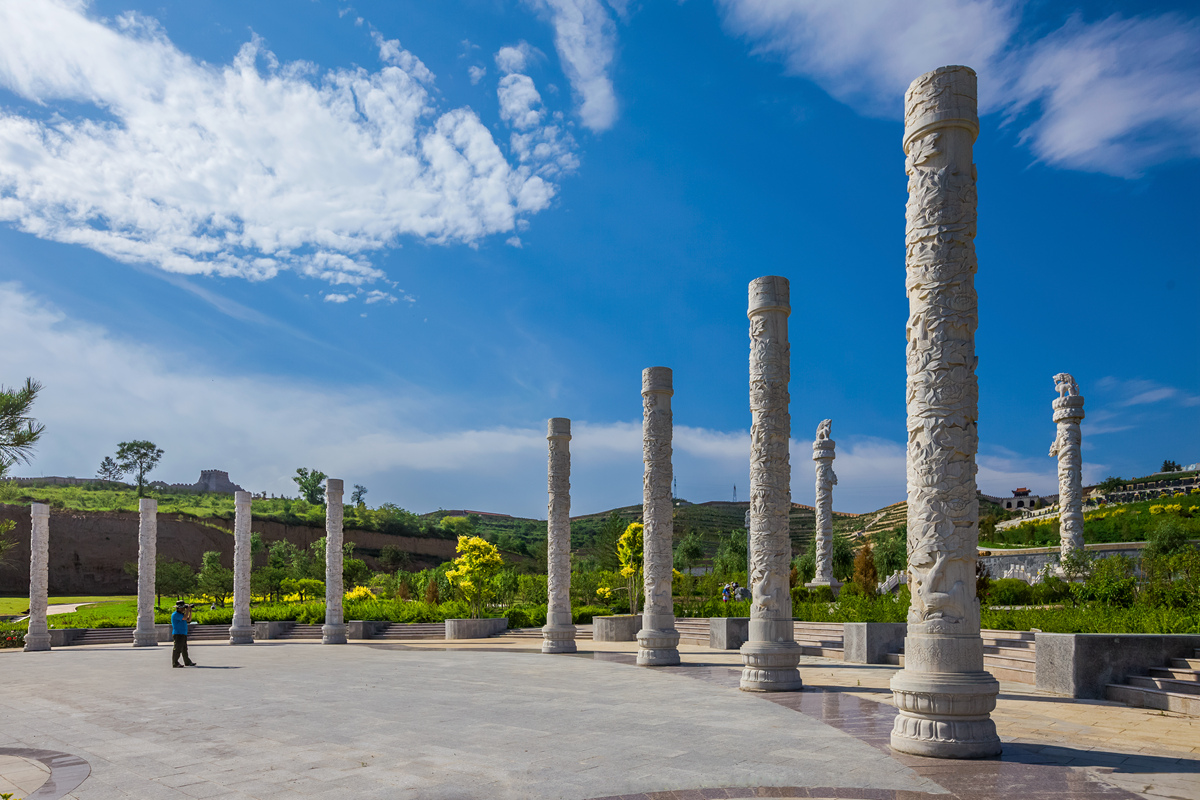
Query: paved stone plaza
1 639 1198 800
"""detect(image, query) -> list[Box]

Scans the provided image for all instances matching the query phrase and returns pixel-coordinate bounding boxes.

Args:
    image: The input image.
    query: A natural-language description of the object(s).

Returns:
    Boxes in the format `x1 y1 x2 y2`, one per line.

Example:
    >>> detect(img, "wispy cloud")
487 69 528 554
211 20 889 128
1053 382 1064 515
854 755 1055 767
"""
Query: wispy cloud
523 0 619 131
0 2 560 289
715 0 1200 176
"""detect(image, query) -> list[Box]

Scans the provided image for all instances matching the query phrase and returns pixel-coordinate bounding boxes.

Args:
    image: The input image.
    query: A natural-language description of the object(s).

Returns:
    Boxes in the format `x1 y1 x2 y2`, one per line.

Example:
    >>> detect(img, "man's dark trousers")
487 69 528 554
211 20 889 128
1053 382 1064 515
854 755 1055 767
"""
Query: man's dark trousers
172 634 194 666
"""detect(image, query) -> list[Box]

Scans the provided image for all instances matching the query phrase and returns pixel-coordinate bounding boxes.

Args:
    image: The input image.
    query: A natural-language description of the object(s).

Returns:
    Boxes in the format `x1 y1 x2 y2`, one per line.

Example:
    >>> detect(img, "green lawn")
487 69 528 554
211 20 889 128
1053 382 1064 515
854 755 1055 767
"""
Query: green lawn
0 595 136 615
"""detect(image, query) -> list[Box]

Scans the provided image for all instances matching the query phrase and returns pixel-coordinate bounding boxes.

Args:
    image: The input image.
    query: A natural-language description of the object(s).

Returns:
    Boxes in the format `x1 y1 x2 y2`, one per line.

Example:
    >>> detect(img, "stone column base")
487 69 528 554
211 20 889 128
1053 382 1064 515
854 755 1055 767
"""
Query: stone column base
23 633 51 652
322 623 348 645
542 622 577 654
889 670 1001 758
228 625 255 645
133 629 158 647
740 639 804 691
636 625 680 666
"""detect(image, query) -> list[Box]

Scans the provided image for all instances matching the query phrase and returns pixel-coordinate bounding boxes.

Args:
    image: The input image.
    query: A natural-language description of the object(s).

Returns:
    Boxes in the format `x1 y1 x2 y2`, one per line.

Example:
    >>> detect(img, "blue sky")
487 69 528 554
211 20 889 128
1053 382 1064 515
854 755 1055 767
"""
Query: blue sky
1 0 1197 517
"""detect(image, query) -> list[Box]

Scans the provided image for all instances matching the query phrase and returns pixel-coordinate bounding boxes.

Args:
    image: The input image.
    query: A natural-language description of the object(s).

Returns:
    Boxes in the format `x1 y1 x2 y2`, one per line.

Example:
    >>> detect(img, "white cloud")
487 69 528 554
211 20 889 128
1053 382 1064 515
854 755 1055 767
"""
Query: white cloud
496 70 580 175
524 0 619 131
468 65 487 85
0 2 559 288
506 236 523 248
715 0 1200 176
495 42 538 75
363 290 397 304
323 293 353 303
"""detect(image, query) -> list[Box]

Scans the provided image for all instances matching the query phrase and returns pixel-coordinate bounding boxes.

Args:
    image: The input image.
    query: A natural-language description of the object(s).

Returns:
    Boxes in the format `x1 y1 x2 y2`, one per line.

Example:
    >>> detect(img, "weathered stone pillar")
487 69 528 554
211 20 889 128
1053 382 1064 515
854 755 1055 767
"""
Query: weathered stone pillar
1049 373 1085 559
740 276 803 692
806 419 841 594
133 498 159 647
229 490 254 644
637 367 680 666
542 418 577 654
322 478 347 645
24 503 51 652
890 65 1000 758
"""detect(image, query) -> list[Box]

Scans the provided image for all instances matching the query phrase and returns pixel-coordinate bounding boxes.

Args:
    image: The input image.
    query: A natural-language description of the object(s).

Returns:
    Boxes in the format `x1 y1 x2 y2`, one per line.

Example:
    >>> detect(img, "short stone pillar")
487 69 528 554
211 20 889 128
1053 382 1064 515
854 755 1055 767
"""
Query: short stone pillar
637 367 680 666
322 478 348 645
740 276 803 692
542 418 577 654
889 65 1000 758
806 419 841 594
229 490 254 644
1049 373 1085 559
133 498 159 647
24 503 51 652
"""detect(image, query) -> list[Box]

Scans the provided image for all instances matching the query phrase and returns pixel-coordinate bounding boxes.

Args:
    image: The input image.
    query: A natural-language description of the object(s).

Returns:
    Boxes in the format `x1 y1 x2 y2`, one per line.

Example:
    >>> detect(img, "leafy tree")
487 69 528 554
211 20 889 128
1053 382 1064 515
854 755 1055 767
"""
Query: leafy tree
592 511 626 571
1143 517 1191 559
617 522 644 616
196 551 233 606
673 530 705 572
852 542 878 596
439 515 475 537
1097 476 1125 494
281 577 325 602
832 534 854 581
343 557 370 588
114 440 164 497
0 519 16 567
871 526 907 577
379 545 411 572
1162 459 1182 473
446 535 505 618
0 377 45 478
351 484 368 506
712 530 748 578
96 456 124 482
156 559 197 606
292 468 327 505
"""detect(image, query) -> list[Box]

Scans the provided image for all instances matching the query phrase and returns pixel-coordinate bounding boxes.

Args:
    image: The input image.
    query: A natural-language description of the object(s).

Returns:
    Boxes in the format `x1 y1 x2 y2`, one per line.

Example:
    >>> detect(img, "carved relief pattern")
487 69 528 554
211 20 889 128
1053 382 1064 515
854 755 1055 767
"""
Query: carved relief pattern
903 66 981 637
134 498 158 645
1049 374 1085 558
547 428 572 617
231 491 253 636
748 286 792 622
643 386 674 618
325 480 344 627
813 420 837 584
25 503 51 650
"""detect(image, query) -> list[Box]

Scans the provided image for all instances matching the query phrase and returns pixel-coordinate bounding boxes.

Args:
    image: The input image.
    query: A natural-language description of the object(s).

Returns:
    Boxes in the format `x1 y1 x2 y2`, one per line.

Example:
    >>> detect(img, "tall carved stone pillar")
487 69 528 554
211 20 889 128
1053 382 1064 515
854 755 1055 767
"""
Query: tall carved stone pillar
740 276 803 692
637 367 680 666
543 418 577 653
1049 373 1085 560
24 503 51 652
133 498 159 647
322 479 347 645
229 490 254 644
806 419 841 594
890 65 1000 758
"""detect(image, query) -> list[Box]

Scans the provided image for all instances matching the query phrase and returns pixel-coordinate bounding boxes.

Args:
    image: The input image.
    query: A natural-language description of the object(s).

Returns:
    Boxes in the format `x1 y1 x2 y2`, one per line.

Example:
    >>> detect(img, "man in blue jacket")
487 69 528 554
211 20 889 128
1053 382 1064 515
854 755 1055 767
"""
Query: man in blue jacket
171 600 196 668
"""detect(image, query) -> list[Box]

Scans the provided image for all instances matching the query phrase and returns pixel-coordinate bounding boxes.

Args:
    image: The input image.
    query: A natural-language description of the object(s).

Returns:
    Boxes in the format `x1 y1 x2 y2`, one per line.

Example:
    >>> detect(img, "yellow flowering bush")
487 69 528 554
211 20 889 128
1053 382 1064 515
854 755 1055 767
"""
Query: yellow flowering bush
1150 505 1165 515
1166 504 1184 514
344 585 375 602
445 535 504 619
617 522 644 615
1191 487 1199 495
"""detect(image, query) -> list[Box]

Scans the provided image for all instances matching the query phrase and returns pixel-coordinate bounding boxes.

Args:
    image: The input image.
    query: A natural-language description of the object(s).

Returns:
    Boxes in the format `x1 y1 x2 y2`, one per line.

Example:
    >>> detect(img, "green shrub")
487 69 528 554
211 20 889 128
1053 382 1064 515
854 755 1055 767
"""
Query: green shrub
791 586 810 605
1144 517 1193 559
986 578 1033 606
1073 555 1137 607
505 604 547 628
572 605 610 625
809 585 835 603
436 599 471 620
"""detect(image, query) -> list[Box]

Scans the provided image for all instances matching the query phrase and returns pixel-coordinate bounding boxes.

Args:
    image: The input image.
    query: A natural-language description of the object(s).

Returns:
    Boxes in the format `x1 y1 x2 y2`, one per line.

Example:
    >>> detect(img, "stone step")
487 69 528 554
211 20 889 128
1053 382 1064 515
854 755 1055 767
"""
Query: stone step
1129 675 1200 696
495 627 594 640
885 652 903 666
981 637 1035 650
983 651 1037 671
372 623 446 640
276 624 324 639
1106 683 1200 716
799 645 844 660
980 629 1036 641
73 628 133 645
1173 658 1200 670
984 663 1036 684
187 625 234 640
1151 666 1200 682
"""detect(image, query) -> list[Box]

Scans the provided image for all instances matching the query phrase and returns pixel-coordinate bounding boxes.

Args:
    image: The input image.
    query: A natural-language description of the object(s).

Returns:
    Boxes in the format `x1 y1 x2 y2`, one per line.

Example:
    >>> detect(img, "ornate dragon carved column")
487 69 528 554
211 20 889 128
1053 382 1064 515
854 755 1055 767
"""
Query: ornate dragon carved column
889 65 1000 758
740 276 803 692
24 503 51 652
637 367 680 666
806 419 841 594
322 478 348 645
1050 373 1085 559
542 418 577 654
133 498 159 647
229 490 254 644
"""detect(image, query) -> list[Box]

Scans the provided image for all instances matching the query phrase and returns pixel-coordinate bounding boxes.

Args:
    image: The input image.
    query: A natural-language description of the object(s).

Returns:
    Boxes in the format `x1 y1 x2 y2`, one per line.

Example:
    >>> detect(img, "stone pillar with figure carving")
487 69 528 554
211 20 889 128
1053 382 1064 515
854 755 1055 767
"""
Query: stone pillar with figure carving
1049 373 1085 559
542 418 577 653
133 498 159 647
889 65 1000 758
24 503 51 652
637 367 681 666
322 479 348 645
806 419 841 594
740 276 803 692
229 490 254 644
